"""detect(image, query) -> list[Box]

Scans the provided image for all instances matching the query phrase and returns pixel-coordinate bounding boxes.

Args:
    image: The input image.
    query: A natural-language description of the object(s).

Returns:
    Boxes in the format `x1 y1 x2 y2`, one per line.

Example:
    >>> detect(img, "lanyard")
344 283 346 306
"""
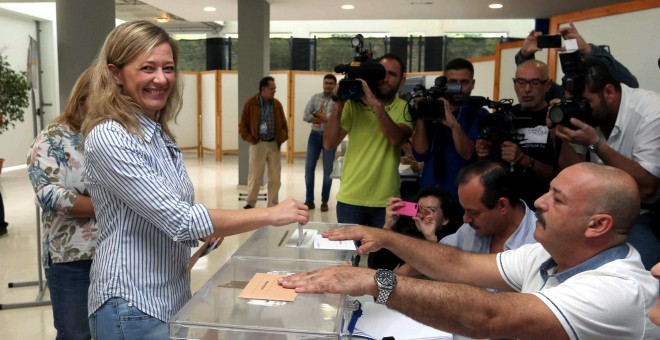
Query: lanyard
259 96 271 119
318 96 330 114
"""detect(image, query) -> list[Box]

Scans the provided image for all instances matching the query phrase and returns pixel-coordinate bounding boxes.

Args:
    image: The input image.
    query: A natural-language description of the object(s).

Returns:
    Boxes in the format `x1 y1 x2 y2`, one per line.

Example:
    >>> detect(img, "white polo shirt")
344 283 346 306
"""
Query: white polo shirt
587 84 660 204
497 243 660 339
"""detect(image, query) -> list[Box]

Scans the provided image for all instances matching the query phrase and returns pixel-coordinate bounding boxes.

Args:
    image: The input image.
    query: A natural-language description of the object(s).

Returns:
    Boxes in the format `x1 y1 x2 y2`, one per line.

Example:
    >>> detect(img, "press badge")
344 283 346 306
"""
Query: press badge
259 121 268 134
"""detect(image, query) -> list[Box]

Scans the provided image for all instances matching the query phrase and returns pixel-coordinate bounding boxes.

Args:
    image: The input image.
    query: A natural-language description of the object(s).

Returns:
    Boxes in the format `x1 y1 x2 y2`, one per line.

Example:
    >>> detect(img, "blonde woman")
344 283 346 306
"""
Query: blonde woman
82 21 308 339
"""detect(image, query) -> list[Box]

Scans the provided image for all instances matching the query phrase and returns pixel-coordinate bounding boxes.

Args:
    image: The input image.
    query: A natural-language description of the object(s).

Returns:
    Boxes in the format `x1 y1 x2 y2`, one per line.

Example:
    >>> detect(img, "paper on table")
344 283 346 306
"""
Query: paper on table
313 234 357 250
353 301 452 340
238 273 297 302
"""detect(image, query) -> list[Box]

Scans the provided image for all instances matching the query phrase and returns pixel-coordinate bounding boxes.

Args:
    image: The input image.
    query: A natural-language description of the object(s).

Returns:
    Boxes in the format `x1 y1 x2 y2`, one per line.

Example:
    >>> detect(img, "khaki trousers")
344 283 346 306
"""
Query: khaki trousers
246 141 281 207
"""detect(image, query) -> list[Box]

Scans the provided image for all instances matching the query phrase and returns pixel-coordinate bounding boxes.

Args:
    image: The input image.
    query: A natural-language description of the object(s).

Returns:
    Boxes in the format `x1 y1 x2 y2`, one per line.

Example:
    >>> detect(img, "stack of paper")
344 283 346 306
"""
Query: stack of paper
353 301 452 340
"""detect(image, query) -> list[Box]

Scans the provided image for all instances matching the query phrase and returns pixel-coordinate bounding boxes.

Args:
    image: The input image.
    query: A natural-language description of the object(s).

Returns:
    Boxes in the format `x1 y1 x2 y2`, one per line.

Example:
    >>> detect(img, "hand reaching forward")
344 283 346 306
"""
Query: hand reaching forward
322 225 391 256
269 198 310 226
278 265 376 296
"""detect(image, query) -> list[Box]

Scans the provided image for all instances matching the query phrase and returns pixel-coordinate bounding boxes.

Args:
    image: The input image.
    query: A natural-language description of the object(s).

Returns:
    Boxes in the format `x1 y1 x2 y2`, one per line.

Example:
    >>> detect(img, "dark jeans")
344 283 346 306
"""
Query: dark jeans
304 131 336 204
45 255 93 340
0 193 7 228
628 212 660 270
89 297 169 340
337 201 400 270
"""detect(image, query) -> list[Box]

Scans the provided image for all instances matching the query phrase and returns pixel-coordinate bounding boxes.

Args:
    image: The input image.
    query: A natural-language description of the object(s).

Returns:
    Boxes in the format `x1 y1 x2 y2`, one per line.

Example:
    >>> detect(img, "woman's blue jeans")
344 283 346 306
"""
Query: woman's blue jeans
89 297 169 340
45 255 92 340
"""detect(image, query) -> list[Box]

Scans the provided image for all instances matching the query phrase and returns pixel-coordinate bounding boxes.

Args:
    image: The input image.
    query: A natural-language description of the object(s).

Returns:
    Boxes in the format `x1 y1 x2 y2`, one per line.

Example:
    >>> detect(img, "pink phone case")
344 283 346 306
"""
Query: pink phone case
396 201 418 217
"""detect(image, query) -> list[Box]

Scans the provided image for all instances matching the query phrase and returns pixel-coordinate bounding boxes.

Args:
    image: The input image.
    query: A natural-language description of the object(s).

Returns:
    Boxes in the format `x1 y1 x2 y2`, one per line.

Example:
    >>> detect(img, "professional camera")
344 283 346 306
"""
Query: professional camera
471 97 526 143
406 76 462 121
548 50 594 129
334 34 385 101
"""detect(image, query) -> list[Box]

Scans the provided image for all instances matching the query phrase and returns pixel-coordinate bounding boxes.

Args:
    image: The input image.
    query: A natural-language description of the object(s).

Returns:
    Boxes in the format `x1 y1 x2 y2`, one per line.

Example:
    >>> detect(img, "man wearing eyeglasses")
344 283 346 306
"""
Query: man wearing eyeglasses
411 58 489 210
476 60 556 207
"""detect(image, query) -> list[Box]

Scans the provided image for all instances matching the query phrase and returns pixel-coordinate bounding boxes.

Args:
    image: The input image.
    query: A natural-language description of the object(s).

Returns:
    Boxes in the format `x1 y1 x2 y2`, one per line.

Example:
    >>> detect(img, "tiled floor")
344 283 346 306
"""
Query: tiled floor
0 152 338 339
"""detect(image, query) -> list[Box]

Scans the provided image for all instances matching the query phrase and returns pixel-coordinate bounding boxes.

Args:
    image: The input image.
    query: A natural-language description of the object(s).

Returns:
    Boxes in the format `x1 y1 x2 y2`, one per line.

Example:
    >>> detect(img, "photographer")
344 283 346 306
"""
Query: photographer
476 60 557 207
553 58 660 270
324 53 414 270
411 58 488 209
515 22 638 101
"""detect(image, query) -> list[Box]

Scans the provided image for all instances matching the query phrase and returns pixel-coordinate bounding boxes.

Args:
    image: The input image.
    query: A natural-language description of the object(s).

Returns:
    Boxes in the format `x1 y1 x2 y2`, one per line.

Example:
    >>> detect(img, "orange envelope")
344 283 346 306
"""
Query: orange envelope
238 273 298 302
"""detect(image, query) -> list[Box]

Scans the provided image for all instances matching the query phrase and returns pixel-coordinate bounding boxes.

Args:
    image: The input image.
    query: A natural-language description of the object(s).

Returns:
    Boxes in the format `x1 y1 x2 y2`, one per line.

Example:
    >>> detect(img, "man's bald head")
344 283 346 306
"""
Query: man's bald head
573 162 640 235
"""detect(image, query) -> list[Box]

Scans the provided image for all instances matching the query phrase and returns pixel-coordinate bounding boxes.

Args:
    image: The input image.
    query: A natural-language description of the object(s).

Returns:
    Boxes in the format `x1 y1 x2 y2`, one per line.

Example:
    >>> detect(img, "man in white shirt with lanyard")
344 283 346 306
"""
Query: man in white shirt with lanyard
302 74 337 212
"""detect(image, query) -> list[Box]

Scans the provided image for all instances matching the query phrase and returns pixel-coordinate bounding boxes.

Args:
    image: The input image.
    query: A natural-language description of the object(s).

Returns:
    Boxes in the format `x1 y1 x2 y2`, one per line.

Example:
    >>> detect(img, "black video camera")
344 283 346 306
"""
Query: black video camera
334 34 385 101
406 76 462 121
548 50 594 129
472 97 526 143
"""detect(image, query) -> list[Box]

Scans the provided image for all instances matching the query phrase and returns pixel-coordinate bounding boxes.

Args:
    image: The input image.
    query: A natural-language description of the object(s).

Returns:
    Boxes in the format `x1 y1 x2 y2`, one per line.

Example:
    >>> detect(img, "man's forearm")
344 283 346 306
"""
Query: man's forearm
323 102 343 149
386 278 565 339
411 120 429 154
373 104 410 146
450 125 475 160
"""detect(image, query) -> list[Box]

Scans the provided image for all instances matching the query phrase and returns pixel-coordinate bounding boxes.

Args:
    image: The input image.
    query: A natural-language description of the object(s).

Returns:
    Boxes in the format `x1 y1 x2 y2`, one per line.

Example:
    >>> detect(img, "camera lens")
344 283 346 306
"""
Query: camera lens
549 106 565 124
348 83 360 96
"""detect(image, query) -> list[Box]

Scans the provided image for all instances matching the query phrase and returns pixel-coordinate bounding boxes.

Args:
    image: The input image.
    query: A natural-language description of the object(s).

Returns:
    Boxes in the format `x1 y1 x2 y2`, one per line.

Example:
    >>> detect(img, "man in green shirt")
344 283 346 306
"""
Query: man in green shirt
324 53 414 269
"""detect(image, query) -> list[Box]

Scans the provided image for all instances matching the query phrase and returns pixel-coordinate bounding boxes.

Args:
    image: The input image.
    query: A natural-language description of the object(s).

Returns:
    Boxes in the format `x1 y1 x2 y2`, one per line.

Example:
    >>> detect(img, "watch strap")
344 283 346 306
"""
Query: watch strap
375 288 392 304
374 268 396 305
588 138 604 153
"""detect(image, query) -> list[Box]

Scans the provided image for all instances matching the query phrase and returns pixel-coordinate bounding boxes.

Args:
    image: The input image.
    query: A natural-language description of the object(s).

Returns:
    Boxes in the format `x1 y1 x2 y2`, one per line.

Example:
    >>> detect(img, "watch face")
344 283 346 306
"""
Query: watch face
376 269 397 287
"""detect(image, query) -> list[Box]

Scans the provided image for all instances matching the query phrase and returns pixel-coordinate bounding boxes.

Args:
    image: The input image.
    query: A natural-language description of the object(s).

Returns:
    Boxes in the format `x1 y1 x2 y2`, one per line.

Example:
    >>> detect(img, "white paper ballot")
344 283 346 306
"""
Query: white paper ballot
312 234 357 250
284 229 317 248
283 228 356 250
353 301 452 339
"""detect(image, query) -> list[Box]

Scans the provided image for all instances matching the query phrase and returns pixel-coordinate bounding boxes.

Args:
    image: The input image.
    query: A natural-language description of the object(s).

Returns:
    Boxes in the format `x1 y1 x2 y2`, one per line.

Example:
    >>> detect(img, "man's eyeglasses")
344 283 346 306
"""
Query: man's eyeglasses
512 78 548 87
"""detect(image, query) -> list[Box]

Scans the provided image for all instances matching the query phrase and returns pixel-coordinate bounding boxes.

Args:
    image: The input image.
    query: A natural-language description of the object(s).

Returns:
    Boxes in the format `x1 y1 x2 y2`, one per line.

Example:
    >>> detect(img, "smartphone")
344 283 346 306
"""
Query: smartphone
537 34 562 49
201 238 222 257
395 201 418 217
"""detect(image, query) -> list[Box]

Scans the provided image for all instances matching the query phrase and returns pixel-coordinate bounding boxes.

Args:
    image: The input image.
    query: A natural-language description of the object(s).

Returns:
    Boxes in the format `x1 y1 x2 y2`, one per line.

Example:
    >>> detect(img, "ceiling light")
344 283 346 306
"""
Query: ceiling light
341 4 355 10
156 16 170 23
489 3 503 9
204 6 216 12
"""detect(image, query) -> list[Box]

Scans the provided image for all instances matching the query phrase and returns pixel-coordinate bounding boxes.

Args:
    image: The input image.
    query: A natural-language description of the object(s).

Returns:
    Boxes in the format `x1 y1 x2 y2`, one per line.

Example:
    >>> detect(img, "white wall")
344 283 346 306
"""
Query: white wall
173 72 199 148
553 8 660 93
201 72 216 151
0 10 37 168
220 72 239 151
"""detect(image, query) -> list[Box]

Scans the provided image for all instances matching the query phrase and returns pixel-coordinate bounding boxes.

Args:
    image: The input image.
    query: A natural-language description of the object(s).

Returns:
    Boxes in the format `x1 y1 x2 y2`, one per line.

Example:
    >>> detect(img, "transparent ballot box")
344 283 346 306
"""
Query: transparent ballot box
170 257 352 339
231 222 354 264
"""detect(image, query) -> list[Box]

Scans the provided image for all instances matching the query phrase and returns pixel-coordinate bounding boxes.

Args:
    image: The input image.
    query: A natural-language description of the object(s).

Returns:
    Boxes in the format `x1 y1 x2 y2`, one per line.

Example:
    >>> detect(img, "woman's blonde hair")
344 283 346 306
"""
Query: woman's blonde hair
81 20 182 140
55 67 93 133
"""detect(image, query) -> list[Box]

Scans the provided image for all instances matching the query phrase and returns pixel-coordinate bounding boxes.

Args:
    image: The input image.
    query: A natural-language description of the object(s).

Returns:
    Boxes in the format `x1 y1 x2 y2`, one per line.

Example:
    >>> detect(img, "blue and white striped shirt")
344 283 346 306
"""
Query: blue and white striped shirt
84 115 214 322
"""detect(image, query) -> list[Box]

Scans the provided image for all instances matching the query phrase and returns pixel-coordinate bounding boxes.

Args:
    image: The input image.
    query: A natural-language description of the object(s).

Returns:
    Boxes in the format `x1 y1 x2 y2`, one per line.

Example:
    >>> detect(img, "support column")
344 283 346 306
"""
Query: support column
238 0 270 187
56 0 114 112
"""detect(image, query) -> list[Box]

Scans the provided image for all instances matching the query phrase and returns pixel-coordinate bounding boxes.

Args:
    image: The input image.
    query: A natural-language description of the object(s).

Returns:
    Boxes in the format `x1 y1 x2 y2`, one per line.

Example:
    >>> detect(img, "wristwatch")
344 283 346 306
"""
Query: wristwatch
588 138 604 153
374 268 397 305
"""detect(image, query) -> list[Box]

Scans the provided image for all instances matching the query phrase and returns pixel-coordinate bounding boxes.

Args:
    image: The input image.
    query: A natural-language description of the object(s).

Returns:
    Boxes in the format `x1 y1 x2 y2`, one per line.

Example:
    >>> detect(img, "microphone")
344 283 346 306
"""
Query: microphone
462 96 491 107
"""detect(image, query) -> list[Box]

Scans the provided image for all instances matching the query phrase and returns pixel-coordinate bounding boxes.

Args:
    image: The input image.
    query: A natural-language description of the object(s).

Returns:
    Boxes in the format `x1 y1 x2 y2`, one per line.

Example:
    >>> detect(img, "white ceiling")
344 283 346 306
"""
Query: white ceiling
139 0 630 22
0 0 633 30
